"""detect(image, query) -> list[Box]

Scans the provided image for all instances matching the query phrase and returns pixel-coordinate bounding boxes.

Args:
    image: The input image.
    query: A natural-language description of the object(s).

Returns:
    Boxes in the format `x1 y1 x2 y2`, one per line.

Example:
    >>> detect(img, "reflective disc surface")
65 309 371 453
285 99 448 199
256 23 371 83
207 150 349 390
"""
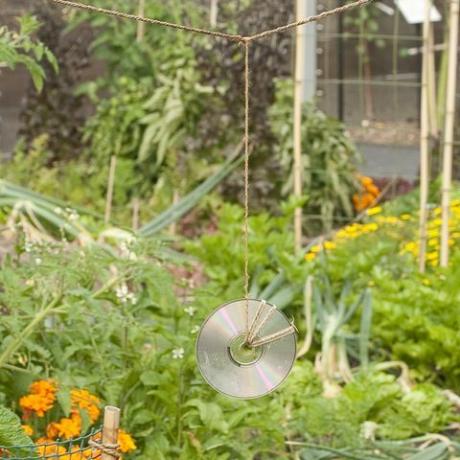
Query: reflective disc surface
196 299 296 399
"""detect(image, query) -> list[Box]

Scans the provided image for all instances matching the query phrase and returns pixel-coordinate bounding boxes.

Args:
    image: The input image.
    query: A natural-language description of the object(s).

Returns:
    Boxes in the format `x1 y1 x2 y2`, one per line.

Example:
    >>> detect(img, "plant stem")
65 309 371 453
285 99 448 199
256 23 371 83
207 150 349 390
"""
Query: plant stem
0 295 61 369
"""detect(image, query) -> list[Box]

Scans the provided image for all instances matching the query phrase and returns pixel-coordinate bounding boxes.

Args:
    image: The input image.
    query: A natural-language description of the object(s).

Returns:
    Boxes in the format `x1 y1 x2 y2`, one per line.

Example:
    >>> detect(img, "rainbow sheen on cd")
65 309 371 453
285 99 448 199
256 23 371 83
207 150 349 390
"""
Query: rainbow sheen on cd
196 299 296 399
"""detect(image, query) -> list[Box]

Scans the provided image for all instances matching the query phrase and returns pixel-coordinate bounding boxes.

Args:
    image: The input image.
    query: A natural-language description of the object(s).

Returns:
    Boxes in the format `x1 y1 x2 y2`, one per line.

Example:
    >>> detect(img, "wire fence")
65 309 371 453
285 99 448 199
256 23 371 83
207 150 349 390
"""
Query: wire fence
0 428 102 459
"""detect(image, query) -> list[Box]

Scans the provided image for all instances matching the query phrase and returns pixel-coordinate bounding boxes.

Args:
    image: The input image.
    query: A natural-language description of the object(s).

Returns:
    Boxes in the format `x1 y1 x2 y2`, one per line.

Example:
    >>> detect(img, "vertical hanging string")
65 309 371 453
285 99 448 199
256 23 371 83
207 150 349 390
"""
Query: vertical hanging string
243 38 250 334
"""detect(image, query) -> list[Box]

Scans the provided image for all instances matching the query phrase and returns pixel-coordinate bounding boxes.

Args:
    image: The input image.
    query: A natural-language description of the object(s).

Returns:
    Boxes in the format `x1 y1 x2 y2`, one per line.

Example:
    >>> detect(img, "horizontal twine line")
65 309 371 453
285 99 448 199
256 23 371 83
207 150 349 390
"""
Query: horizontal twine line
46 0 375 43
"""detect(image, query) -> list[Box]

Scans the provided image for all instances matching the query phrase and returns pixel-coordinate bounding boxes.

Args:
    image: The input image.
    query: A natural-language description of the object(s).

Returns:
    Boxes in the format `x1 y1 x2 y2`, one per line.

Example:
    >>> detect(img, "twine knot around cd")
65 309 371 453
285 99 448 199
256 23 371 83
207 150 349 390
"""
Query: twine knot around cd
196 299 297 399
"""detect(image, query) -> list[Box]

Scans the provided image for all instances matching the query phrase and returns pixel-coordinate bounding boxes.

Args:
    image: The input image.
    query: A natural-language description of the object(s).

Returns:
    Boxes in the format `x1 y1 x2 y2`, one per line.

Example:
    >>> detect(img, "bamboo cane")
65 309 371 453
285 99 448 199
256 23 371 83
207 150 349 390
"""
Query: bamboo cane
294 0 306 254
440 0 460 267
418 0 431 273
427 24 438 138
101 406 120 460
104 155 117 225
210 0 218 28
136 0 145 42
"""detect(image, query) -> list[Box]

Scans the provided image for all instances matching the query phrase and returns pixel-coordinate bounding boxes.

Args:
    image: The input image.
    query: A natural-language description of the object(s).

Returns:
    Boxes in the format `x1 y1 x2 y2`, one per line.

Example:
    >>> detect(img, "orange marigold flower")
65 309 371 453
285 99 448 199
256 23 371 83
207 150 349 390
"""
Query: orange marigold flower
20 394 54 418
46 422 60 440
30 380 57 397
20 380 57 418
22 424 34 436
36 442 68 458
49 414 82 440
71 389 101 423
118 430 136 453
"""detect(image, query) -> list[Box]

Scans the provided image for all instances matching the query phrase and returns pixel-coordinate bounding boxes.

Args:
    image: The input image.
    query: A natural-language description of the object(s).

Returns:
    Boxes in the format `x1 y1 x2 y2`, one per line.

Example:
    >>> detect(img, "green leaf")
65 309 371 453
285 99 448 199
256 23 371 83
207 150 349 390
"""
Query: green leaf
57 388 72 417
406 443 448 460
0 405 35 454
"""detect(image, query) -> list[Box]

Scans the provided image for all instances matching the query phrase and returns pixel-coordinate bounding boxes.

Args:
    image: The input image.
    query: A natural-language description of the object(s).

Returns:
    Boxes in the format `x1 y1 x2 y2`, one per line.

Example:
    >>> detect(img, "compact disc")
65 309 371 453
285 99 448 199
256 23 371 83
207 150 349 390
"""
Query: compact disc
196 299 296 399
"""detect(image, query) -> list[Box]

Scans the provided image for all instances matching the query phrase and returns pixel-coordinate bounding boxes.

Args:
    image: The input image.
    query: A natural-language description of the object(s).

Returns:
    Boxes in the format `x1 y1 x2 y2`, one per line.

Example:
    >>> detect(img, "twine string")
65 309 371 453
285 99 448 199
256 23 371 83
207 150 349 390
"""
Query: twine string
47 0 244 42
243 38 250 333
88 440 120 458
251 325 297 348
247 0 374 41
47 0 374 43
246 299 266 343
44 0 375 339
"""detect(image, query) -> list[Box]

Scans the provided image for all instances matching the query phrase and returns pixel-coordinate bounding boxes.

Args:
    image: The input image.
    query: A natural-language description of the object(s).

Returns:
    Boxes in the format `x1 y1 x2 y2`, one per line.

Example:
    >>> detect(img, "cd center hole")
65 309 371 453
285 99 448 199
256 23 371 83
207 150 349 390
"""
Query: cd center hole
229 334 262 366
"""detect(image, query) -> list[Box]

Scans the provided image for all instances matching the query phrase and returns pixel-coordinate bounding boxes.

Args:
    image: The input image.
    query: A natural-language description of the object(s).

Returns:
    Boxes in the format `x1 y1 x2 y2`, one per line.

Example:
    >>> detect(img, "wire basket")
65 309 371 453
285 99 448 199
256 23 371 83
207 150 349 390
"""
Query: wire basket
0 428 103 459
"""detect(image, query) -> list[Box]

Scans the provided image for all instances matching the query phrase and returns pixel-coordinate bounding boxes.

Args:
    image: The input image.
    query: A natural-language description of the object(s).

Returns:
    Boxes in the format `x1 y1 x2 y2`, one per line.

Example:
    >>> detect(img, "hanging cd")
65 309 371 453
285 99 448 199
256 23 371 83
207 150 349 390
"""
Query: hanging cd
196 299 296 399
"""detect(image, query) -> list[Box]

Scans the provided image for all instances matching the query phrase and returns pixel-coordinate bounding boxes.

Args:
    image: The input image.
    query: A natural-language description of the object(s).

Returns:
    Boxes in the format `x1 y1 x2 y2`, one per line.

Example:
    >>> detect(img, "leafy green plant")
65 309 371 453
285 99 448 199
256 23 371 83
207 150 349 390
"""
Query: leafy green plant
0 15 57 92
184 200 309 308
288 370 457 451
0 406 34 455
269 79 361 233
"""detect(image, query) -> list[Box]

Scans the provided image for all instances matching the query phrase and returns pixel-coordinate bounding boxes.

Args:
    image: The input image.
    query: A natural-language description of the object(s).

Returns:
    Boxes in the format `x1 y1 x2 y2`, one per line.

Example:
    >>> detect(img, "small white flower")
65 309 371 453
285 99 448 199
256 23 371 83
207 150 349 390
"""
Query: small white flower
115 283 137 304
172 347 184 360
361 421 378 441
54 207 62 215
191 325 200 334
184 306 196 317
119 241 137 260
35 258 42 265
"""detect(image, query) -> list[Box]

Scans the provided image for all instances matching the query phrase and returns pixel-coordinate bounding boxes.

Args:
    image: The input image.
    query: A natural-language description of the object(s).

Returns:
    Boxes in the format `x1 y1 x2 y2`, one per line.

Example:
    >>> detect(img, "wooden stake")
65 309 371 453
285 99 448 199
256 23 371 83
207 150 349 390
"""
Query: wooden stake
294 0 306 254
104 155 117 225
418 0 431 273
440 0 460 267
136 0 145 43
101 406 120 460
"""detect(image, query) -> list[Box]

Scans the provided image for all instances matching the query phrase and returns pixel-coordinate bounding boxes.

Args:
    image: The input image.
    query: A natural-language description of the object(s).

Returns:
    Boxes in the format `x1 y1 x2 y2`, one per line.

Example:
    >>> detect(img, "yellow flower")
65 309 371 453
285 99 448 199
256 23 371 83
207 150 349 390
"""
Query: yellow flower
384 216 399 224
324 241 336 250
22 425 33 436
310 245 321 254
428 238 438 247
365 223 379 232
403 242 417 253
366 206 382 216
422 278 431 286
335 229 348 239
428 229 440 238
431 218 442 227
427 252 439 261
118 430 136 453
305 253 316 262
400 214 412 221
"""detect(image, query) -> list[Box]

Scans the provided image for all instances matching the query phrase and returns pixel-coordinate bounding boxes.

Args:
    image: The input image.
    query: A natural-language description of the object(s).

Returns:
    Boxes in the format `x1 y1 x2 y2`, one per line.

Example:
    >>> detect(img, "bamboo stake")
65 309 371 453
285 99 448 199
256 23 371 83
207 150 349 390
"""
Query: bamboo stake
294 0 306 254
440 0 460 267
418 0 431 273
136 0 145 42
101 406 120 460
104 155 117 225
210 0 218 28
427 24 438 138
